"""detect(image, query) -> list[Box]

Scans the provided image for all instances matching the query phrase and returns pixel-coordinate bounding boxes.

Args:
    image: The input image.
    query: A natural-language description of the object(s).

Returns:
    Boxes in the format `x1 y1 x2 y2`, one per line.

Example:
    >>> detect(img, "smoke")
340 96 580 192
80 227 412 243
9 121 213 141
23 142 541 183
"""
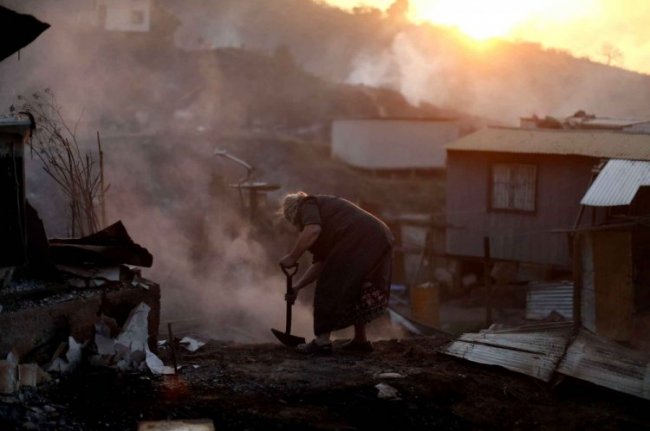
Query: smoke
344 27 650 122
346 31 460 108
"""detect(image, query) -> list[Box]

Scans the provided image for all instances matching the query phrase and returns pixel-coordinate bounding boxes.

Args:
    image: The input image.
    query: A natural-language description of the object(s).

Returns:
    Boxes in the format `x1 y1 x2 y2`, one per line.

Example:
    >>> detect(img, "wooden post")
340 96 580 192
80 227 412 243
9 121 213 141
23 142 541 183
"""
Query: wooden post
97 131 106 228
167 322 178 375
484 236 493 327
572 233 582 330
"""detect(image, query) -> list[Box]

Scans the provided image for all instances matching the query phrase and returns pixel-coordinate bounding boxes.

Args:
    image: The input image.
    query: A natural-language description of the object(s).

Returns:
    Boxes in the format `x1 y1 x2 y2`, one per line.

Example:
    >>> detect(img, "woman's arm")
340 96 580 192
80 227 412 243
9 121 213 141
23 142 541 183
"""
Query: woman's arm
285 261 325 303
279 224 322 268
294 261 325 290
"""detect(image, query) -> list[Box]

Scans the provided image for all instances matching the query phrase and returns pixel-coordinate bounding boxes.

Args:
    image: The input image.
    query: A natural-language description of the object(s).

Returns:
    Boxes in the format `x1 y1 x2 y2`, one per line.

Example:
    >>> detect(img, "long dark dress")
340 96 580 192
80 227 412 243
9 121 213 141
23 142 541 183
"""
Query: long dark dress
296 195 394 335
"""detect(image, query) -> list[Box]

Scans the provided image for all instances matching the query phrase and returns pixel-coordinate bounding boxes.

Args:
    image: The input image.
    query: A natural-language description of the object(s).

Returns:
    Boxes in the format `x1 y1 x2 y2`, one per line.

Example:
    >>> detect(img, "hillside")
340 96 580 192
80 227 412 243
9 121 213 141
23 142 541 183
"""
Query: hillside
163 0 650 122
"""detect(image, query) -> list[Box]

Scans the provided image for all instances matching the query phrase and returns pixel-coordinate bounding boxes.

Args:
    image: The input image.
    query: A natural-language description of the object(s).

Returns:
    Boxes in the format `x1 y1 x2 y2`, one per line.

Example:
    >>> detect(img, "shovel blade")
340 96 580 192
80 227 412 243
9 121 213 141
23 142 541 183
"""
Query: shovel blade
271 328 306 347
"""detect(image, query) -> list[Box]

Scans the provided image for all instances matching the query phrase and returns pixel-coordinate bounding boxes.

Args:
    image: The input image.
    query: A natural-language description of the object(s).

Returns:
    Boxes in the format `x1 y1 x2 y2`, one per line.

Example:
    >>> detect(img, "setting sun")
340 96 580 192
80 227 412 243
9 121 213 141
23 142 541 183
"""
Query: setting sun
410 0 592 40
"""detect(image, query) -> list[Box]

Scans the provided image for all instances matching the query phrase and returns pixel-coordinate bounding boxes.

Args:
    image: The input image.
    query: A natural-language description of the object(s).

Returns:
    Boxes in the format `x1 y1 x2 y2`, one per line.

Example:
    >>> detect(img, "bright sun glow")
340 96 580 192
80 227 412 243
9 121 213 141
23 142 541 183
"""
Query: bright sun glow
410 0 590 40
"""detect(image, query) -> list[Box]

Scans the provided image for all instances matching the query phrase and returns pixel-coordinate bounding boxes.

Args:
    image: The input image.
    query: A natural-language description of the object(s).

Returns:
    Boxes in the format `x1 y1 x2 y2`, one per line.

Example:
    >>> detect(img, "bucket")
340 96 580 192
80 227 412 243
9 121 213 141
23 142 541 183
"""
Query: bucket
409 282 439 327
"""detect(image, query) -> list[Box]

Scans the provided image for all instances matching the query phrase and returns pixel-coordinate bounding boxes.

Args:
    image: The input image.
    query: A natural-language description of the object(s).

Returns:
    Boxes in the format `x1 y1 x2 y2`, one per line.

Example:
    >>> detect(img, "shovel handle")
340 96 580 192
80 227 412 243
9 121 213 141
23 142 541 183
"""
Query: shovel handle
280 263 299 278
280 263 299 335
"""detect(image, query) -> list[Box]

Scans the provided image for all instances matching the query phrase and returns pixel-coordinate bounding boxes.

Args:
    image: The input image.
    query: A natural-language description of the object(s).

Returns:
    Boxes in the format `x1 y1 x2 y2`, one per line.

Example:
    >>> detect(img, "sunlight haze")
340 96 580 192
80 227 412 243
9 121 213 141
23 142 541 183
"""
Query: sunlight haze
322 0 650 74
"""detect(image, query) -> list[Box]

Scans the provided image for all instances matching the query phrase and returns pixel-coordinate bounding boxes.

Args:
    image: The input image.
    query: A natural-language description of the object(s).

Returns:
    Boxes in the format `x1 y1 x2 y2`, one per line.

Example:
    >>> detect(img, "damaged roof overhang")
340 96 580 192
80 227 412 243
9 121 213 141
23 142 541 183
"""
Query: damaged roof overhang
581 159 650 207
0 6 50 61
49 221 153 268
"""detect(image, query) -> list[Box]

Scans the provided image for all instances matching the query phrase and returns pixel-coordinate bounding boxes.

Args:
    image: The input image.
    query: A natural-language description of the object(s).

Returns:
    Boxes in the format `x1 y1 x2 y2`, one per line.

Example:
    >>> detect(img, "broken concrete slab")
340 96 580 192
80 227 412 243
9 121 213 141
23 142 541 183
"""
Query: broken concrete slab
0 283 160 360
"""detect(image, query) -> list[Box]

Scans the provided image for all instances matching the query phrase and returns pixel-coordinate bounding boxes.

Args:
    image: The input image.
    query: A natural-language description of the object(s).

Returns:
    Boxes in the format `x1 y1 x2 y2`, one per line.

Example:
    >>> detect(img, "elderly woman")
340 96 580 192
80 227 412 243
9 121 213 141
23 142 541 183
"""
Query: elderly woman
279 192 394 354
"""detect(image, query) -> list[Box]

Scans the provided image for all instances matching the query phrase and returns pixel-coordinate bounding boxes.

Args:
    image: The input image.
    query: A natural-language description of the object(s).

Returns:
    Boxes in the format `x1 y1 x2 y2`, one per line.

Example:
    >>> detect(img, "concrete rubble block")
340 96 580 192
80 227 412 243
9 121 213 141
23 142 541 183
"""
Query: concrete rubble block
137 419 215 431
18 363 51 387
0 284 160 359
0 359 18 394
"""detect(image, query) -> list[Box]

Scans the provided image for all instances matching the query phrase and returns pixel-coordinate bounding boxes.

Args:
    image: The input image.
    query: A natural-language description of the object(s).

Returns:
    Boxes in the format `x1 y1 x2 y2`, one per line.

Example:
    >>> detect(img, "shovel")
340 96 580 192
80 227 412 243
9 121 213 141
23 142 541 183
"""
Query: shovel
271 264 306 347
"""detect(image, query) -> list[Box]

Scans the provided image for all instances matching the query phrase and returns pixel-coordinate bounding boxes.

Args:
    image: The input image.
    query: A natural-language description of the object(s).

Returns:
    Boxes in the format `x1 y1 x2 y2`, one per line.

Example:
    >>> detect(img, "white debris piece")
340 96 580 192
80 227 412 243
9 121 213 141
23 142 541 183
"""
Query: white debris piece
48 337 82 373
145 346 175 375
179 336 206 352
375 383 401 400
116 303 151 353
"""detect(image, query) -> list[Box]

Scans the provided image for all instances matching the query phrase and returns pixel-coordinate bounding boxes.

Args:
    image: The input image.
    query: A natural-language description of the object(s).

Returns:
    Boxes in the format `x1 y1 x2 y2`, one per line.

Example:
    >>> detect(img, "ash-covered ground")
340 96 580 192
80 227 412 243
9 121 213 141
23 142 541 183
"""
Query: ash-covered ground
2 334 648 431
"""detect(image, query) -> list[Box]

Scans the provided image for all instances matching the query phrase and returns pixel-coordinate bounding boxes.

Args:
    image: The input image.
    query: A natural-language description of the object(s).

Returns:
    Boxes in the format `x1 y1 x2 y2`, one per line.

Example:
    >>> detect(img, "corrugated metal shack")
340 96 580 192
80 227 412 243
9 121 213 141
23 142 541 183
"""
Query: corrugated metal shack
575 159 650 349
445 127 650 271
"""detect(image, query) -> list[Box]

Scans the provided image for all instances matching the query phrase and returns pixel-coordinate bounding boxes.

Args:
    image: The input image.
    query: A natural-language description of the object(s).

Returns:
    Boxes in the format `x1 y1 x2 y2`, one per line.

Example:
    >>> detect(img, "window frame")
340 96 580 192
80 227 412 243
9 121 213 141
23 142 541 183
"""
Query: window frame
488 162 538 214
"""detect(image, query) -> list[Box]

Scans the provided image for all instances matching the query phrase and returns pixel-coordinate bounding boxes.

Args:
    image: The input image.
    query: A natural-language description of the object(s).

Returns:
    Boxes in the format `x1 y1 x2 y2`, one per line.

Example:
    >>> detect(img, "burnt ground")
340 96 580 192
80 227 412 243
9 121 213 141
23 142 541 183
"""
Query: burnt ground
1 335 649 431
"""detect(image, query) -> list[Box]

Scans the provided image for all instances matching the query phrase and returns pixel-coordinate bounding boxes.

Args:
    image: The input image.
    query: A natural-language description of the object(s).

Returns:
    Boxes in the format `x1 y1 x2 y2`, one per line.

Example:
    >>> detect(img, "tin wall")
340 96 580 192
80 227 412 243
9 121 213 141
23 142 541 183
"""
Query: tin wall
446 151 598 268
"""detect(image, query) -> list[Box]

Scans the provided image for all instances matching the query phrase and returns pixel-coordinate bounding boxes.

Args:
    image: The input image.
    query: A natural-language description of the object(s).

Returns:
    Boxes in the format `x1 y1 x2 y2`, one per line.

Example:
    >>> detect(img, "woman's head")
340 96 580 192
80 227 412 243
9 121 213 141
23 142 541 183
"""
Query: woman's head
281 191 308 225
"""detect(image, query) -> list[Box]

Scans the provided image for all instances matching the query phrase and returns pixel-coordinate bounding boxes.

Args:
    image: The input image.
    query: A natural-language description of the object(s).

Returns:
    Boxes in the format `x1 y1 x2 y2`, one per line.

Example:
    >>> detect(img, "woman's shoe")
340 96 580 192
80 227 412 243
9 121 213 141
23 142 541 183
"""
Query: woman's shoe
339 339 373 353
296 340 333 355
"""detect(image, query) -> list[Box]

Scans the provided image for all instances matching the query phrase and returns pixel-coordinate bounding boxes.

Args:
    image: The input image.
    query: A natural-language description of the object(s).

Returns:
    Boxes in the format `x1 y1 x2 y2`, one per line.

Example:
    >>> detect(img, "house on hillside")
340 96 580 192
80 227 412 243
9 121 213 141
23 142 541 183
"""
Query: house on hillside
445 127 650 277
96 0 151 32
331 118 460 174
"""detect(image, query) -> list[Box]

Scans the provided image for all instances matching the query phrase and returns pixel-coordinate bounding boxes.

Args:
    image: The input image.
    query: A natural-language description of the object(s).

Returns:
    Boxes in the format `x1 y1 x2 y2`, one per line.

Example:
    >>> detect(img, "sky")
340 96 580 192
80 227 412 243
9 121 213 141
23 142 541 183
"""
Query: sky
322 0 650 75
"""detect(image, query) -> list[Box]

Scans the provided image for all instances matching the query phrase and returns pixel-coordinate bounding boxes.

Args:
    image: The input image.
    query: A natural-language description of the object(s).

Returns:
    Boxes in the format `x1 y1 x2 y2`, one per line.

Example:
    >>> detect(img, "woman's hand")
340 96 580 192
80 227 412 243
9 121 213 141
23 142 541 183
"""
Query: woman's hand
285 286 300 304
279 254 298 269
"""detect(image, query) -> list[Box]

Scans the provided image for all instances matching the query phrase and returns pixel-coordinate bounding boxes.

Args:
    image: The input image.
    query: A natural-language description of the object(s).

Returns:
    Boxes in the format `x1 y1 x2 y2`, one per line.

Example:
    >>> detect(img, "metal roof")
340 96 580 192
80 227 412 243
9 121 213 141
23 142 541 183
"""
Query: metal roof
441 323 573 382
446 127 650 161
581 159 650 206
557 330 650 400
582 118 648 129
0 115 32 136
526 281 574 320
0 115 32 128
442 326 650 400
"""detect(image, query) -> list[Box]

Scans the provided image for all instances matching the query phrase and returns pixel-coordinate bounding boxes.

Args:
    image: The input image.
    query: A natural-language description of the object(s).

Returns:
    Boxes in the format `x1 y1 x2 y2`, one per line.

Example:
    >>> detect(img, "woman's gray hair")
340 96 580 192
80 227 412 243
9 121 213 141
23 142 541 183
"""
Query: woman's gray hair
281 191 308 225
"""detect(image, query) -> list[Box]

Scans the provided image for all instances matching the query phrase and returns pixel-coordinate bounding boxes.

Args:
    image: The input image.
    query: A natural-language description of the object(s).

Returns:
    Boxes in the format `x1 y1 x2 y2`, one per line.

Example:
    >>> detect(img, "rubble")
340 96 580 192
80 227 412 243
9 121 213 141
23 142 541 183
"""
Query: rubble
179 336 206 353
375 383 401 400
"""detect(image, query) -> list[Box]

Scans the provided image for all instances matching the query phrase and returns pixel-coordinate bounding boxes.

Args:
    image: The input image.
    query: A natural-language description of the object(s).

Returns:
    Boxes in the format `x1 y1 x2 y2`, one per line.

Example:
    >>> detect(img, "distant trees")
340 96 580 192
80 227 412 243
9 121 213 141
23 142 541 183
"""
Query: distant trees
601 43 623 66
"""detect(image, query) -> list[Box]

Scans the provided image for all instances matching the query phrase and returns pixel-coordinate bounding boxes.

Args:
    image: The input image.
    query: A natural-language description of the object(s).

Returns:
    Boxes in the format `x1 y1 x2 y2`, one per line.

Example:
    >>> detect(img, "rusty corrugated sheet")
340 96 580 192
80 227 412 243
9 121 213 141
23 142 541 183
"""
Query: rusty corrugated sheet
442 325 650 400
446 128 650 161
557 330 650 400
581 159 650 206
526 281 573 320
441 323 573 382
